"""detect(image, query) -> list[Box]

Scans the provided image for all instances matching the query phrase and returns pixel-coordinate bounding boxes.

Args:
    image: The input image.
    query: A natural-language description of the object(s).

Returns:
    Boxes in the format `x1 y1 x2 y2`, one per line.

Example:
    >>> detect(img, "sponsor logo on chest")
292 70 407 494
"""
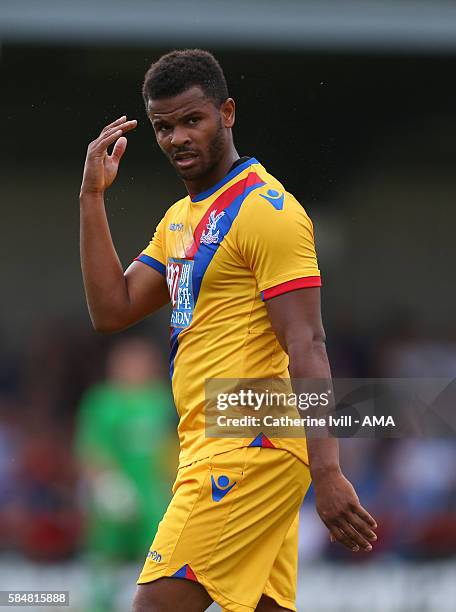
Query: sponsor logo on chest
166 258 195 329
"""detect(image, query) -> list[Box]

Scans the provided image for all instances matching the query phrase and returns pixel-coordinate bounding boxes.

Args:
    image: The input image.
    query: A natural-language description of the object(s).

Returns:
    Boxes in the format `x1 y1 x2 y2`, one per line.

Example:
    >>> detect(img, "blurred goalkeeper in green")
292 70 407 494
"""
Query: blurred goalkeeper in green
75 337 177 611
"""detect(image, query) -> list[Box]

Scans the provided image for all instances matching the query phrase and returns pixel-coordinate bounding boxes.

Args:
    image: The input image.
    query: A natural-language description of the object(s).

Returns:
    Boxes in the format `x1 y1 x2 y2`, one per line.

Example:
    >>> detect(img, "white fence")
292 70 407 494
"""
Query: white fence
0 557 455 611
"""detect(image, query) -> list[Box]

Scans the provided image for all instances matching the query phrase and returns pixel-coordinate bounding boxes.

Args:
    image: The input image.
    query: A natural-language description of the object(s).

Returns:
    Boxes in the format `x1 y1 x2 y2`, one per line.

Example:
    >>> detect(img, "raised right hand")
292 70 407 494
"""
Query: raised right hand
80 115 137 196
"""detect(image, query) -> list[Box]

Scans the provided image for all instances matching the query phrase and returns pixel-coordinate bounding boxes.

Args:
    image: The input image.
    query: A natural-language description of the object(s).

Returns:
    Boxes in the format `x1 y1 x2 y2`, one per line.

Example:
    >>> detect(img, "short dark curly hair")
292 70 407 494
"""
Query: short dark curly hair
142 49 229 107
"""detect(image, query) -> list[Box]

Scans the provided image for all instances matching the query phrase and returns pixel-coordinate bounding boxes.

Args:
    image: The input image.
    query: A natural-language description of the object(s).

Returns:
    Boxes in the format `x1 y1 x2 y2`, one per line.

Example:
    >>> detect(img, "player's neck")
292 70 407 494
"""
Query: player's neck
184 145 240 198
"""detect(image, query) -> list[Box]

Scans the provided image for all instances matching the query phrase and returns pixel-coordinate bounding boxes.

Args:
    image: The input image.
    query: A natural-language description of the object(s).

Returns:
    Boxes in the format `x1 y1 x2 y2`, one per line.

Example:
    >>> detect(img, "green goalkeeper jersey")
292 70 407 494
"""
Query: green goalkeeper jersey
76 380 177 559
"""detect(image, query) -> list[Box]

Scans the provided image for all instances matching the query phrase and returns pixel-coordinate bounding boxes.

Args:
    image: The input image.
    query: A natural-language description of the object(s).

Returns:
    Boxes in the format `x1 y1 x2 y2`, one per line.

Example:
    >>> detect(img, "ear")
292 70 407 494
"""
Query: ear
220 98 235 128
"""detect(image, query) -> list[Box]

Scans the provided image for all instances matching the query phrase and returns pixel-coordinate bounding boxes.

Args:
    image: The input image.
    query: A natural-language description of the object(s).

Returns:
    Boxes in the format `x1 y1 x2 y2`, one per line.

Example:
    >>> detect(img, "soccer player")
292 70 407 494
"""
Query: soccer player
80 49 378 612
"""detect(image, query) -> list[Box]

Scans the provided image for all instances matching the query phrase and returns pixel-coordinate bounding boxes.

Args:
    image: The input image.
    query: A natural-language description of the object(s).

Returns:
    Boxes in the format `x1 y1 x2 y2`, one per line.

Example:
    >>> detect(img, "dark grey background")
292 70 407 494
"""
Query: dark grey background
1 45 455 353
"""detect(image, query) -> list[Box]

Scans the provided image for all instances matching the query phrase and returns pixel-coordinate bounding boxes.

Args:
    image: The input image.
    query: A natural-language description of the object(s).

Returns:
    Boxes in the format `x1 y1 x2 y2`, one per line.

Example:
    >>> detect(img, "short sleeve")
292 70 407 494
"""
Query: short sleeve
237 191 321 300
134 217 166 277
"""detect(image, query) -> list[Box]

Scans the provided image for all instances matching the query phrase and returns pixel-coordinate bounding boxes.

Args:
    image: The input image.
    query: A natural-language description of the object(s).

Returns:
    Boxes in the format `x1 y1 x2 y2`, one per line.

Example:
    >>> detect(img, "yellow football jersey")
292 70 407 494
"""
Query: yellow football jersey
136 158 321 467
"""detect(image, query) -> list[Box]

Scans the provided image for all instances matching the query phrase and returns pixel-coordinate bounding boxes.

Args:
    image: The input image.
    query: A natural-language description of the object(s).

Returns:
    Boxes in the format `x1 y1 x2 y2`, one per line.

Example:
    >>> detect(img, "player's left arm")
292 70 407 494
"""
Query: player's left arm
265 288 378 553
238 187 377 550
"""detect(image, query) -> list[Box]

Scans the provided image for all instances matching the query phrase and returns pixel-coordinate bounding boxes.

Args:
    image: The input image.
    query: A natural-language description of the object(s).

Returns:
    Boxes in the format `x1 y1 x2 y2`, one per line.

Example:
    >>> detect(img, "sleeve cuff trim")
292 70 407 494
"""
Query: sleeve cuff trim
134 254 166 277
261 276 321 301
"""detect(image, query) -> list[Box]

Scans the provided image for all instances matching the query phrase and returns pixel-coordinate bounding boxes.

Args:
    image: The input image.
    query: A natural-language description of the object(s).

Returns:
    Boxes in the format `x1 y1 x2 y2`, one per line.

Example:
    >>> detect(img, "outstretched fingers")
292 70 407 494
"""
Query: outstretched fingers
98 120 137 146
90 118 137 156
110 136 128 164
101 115 127 134
81 115 137 194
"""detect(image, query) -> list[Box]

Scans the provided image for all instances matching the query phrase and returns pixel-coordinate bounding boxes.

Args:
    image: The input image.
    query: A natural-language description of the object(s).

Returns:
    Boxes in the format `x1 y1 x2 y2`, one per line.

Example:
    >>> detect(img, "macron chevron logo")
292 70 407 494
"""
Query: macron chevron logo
249 433 276 448
171 564 198 582
259 189 284 210
211 474 236 502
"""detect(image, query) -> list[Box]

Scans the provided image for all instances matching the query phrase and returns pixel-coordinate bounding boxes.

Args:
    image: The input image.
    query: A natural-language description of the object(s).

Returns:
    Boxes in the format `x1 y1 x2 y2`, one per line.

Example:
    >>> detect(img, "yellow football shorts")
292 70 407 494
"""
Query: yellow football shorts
137 446 311 611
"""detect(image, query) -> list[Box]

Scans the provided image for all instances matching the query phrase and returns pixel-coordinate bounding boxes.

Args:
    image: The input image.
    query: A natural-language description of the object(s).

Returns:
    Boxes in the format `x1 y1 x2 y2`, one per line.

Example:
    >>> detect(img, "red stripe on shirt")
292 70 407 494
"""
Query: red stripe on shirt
262 276 322 300
185 172 263 259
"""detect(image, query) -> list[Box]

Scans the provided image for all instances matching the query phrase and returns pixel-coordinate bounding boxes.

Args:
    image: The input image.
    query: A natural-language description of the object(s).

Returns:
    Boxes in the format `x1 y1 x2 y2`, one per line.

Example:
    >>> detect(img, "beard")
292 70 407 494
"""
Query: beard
205 117 226 172
172 117 226 182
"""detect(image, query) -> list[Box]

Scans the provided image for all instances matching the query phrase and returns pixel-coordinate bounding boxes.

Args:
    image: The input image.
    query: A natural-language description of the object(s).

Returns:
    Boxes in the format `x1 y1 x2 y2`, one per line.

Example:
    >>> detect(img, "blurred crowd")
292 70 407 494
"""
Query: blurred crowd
1 313 456 574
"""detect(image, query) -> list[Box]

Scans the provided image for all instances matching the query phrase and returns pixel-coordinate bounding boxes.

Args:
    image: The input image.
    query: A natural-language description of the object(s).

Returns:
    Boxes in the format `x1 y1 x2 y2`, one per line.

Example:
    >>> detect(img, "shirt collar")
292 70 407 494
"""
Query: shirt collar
190 157 259 203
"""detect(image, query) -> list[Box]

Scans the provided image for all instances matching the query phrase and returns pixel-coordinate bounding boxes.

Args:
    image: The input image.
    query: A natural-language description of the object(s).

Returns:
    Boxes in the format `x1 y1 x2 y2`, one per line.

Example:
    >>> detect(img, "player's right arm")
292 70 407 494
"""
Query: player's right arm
80 116 169 333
